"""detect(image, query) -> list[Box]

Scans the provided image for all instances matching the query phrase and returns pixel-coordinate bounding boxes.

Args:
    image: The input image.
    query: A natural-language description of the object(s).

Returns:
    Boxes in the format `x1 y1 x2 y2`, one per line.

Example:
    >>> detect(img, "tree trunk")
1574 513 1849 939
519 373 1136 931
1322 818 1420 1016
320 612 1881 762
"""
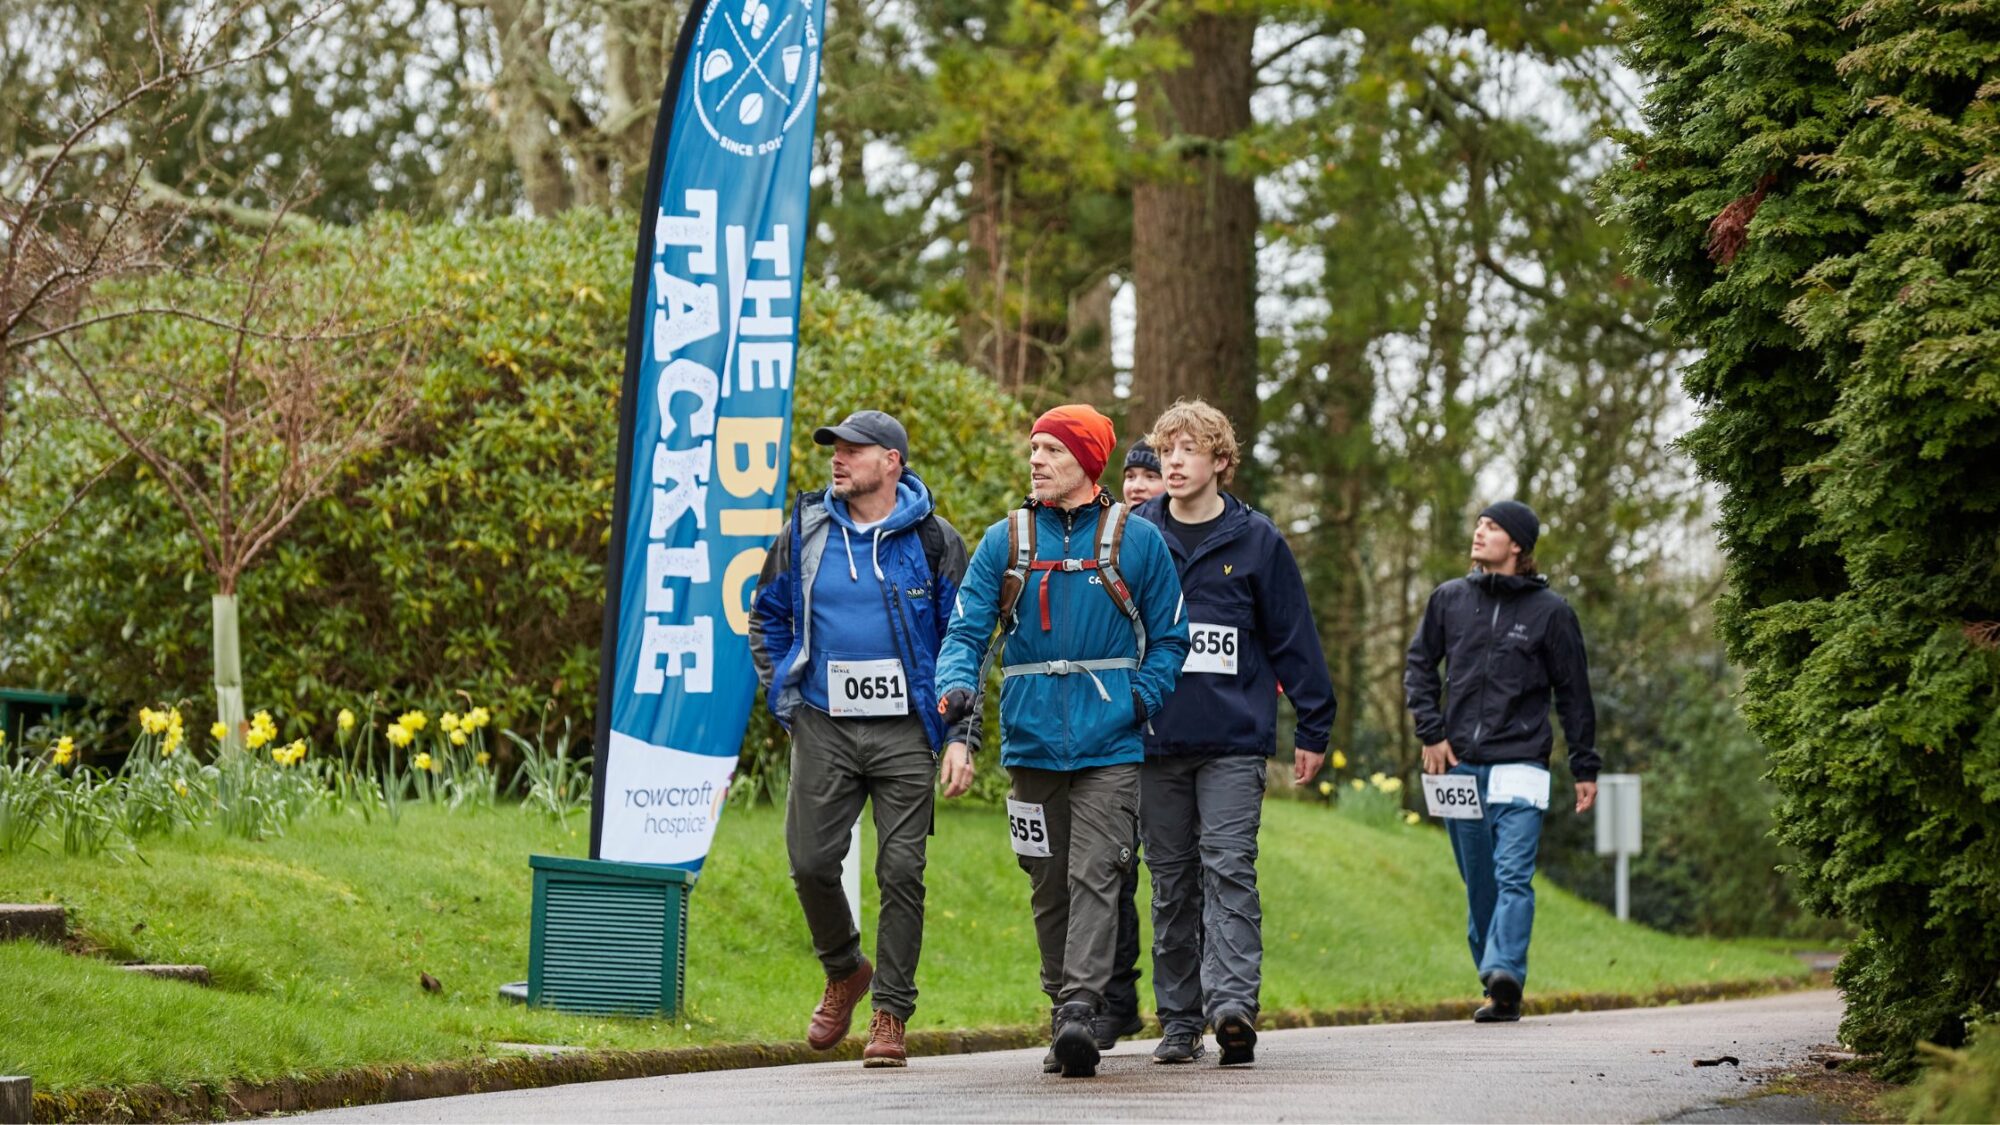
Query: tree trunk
487 0 572 216
212 593 245 756
1127 5 1259 486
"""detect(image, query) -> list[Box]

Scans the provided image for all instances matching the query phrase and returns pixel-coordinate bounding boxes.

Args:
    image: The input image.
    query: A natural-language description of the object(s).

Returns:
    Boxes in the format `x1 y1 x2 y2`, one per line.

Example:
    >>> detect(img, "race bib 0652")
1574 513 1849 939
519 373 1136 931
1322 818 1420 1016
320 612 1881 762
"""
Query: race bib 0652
1422 773 1483 820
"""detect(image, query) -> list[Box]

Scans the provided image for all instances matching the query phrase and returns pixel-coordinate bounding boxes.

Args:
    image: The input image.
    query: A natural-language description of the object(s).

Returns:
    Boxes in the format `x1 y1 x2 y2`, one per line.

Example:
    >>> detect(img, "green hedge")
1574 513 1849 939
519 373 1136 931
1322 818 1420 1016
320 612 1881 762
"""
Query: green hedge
0 212 1027 769
1612 0 2000 1075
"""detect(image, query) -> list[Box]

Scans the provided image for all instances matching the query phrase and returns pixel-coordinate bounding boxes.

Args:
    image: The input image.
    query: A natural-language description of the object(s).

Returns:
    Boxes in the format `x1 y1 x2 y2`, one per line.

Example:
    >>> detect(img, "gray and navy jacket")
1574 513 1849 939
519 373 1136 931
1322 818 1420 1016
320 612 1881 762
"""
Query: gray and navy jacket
1133 493 1337 758
750 469 979 752
1403 570 1599 781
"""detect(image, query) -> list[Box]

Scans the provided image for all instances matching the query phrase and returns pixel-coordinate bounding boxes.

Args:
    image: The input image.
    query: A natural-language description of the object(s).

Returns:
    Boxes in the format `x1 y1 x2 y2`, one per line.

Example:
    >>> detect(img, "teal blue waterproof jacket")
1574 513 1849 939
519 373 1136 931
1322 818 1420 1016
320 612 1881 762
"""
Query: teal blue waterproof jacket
935 492 1189 771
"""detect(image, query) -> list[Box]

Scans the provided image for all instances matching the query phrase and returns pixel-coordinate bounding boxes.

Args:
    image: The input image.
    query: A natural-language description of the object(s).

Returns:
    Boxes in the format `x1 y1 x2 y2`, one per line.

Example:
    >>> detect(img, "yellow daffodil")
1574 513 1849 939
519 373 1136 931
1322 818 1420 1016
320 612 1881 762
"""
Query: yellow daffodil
449 729 468 747
1403 811 1421 826
1369 771 1388 787
440 712 461 734
466 707 491 730
52 736 75 766
413 751 436 772
399 710 428 732
1331 750 1348 771
139 707 171 735
246 710 278 750
1350 778 1365 791
1378 777 1404 794
1 729 8 749
211 720 229 741
162 726 183 757
1317 780 1333 796
337 708 356 733
474 751 491 768
173 778 189 797
386 723 413 748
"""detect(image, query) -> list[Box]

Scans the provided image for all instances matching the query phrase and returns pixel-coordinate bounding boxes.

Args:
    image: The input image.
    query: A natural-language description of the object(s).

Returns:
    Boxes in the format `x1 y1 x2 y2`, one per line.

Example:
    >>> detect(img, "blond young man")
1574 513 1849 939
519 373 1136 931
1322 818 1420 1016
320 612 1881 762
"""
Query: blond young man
1131 399 1338 1066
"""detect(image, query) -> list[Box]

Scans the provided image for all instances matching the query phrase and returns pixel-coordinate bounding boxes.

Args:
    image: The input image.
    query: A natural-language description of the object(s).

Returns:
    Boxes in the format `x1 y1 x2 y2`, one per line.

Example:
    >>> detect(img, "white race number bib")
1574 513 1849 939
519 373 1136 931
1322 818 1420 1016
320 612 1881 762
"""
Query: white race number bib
1006 799 1052 858
1184 622 1239 675
827 659 909 718
1488 763 1551 809
1422 773 1484 820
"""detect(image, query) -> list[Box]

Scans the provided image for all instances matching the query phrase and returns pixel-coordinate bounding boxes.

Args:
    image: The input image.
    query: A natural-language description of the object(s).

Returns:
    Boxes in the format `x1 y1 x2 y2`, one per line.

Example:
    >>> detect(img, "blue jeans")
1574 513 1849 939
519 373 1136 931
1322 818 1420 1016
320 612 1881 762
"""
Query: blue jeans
1444 762 1545 989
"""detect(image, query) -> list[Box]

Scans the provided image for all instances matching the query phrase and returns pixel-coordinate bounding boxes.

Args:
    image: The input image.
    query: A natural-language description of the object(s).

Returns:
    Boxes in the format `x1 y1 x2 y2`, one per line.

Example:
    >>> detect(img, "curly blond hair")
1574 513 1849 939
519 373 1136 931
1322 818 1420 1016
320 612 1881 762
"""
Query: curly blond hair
1146 398 1239 486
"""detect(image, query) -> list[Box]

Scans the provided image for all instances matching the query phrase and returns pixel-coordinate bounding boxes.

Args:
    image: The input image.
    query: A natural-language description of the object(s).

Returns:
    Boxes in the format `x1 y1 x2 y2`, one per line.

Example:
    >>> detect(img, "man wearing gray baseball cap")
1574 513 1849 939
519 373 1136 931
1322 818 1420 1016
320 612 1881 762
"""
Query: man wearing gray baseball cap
750 408 980 1067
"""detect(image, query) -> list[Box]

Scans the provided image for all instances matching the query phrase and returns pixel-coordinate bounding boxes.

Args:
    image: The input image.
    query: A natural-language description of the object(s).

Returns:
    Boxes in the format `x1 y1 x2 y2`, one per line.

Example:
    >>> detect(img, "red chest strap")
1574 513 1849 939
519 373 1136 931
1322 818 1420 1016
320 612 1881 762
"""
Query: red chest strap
1027 557 1099 632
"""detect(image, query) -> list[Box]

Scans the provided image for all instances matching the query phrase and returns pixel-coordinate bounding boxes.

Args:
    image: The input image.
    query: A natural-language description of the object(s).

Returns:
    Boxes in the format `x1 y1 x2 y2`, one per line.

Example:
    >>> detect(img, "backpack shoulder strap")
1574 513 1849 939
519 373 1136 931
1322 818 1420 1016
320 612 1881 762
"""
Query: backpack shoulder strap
1095 501 1146 661
997 505 1036 628
918 513 946 578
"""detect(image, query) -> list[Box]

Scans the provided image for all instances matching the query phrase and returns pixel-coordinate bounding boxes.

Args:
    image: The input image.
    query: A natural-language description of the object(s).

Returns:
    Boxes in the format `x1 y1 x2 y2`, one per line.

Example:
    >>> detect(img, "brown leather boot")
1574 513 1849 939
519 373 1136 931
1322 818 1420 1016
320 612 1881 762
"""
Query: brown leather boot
861 1009 908 1068
806 957 873 1050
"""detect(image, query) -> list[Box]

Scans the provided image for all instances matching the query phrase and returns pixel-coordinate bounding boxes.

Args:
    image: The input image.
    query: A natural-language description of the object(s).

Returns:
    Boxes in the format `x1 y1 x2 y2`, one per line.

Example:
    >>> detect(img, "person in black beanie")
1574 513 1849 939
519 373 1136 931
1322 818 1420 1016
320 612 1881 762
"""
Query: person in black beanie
1092 441 1163 1051
1403 500 1600 1023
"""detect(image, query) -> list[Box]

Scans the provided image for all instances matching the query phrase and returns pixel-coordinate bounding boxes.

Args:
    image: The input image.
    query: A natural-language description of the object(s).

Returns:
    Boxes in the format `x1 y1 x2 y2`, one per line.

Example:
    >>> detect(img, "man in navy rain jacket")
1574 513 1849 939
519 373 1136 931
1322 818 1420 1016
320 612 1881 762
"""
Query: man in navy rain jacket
750 410 978 1068
1134 398 1337 1067
934 403 1188 1079
1404 500 1599 1023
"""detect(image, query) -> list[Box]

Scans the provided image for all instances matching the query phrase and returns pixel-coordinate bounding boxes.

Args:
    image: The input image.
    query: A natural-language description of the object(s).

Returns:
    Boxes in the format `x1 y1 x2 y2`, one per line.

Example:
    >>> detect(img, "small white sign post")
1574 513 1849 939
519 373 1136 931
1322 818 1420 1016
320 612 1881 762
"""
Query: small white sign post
1594 773 1642 921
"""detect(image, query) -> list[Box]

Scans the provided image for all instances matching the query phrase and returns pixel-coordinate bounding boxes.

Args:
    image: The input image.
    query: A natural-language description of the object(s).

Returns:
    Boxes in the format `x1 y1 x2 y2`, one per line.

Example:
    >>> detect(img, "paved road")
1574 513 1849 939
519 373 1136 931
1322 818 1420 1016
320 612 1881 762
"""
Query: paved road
307 991 1843 1123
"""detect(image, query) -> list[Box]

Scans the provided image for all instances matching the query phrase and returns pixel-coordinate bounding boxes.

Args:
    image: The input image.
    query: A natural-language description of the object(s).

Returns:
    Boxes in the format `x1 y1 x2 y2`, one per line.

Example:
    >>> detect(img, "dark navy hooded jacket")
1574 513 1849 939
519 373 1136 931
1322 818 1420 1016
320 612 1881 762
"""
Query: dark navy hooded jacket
1133 493 1337 757
1403 570 1599 781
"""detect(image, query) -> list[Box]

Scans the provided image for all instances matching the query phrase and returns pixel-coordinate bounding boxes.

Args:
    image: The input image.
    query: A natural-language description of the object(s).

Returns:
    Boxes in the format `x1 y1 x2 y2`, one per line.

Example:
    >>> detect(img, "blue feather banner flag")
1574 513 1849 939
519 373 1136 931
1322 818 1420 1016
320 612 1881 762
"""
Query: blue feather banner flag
592 0 826 869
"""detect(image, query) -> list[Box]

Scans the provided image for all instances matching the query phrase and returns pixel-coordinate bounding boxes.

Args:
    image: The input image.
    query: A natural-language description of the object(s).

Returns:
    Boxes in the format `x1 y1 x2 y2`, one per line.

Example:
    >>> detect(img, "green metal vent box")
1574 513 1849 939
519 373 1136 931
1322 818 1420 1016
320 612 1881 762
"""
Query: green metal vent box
528 854 696 1017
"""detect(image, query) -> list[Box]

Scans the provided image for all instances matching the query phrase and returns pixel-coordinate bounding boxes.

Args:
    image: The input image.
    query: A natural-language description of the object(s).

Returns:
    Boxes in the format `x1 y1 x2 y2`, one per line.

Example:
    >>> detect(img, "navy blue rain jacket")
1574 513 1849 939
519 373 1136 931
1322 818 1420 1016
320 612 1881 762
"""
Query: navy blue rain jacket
1134 494 1337 757
1403 570 1599 781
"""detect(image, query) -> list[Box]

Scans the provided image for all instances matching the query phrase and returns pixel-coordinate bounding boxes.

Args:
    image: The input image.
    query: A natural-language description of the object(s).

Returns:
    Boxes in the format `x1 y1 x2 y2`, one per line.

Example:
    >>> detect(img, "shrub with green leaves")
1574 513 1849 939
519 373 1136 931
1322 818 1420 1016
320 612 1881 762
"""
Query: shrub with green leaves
1612 0 2000 1074
2 214 1027 788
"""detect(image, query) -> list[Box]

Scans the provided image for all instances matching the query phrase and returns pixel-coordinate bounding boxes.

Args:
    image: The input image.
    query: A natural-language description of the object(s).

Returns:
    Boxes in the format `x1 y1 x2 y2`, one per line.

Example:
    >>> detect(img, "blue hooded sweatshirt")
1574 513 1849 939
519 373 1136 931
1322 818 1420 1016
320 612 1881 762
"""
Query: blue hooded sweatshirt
750 469 978 751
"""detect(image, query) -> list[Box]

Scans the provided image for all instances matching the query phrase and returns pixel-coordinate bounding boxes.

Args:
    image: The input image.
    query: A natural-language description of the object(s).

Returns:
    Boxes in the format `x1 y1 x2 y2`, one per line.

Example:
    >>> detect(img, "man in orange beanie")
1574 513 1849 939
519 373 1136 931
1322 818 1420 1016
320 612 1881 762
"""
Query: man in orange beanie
935 403 1189 1078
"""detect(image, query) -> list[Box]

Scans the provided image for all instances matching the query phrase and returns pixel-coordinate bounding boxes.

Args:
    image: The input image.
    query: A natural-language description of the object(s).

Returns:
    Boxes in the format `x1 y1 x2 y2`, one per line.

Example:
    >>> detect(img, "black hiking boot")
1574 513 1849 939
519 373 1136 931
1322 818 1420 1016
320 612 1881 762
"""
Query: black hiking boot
1214 1007 1258 1066
1475 970 1522 1022
1051 1001 1102 1078
1093 1008 1144 1050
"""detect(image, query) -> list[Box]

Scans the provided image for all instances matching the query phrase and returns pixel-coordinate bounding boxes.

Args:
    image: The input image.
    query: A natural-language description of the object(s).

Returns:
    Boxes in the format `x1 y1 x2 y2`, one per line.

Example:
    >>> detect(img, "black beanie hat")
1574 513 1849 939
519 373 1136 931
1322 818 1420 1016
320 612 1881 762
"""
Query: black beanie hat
1124 440 1161 475
1480 500 1541 554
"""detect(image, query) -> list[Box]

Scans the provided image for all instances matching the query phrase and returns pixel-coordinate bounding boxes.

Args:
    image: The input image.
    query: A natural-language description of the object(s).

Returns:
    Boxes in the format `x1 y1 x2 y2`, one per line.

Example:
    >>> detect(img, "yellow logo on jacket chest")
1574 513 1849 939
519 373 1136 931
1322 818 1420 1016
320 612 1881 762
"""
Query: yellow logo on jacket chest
1223 564 1234 575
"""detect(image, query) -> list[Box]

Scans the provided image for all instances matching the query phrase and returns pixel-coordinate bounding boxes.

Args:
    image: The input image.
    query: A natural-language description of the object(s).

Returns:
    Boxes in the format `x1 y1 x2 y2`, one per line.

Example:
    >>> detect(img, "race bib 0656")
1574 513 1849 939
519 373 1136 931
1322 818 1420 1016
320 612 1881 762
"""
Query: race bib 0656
1184 622 1239 675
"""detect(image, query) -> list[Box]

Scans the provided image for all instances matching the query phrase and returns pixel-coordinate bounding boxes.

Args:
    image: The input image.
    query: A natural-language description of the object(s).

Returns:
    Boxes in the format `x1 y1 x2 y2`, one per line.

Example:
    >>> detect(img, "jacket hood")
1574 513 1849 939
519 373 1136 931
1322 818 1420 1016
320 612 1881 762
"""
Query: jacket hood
1467 569 1551 598
826 468 934 535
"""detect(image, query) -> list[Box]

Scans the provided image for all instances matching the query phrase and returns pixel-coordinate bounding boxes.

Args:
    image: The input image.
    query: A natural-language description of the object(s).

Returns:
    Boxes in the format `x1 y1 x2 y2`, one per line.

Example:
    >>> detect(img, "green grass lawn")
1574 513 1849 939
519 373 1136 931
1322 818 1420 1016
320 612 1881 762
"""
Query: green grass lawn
0 799 1807 1092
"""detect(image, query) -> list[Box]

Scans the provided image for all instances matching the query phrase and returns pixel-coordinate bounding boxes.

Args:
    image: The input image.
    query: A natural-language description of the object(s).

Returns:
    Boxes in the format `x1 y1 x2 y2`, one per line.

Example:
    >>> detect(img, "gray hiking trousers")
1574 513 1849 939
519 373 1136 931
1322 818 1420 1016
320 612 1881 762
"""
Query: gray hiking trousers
1140 754 1267 1035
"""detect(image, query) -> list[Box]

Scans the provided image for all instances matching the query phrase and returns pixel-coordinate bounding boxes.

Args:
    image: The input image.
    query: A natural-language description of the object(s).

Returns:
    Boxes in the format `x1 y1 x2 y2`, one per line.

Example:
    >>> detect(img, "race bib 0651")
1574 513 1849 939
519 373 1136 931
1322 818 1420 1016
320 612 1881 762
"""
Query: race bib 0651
827 658 909 717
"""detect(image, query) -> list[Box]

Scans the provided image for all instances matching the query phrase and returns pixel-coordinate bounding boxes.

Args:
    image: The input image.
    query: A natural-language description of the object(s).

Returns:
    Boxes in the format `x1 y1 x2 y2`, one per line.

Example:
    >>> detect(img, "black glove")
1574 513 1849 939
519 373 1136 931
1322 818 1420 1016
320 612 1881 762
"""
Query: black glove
938 688 976 727
1131 690 1148 726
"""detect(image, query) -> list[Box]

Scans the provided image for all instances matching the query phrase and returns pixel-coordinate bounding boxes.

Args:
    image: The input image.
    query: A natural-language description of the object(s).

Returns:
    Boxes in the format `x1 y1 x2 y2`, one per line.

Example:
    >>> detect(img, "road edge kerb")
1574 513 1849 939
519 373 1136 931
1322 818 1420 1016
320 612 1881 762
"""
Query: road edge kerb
31 973 1825 1123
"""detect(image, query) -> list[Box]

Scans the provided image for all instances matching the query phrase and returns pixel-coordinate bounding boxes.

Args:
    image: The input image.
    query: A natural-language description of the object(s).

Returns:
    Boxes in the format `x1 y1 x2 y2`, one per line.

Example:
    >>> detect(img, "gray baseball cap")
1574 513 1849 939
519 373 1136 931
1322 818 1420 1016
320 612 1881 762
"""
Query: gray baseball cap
813 409 909 464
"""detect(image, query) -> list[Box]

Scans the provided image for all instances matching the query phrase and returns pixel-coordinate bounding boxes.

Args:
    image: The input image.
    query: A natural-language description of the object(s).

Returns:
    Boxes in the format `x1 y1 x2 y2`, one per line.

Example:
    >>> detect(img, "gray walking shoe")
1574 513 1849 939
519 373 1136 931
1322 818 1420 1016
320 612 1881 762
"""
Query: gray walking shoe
1152 1031 1205 1064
